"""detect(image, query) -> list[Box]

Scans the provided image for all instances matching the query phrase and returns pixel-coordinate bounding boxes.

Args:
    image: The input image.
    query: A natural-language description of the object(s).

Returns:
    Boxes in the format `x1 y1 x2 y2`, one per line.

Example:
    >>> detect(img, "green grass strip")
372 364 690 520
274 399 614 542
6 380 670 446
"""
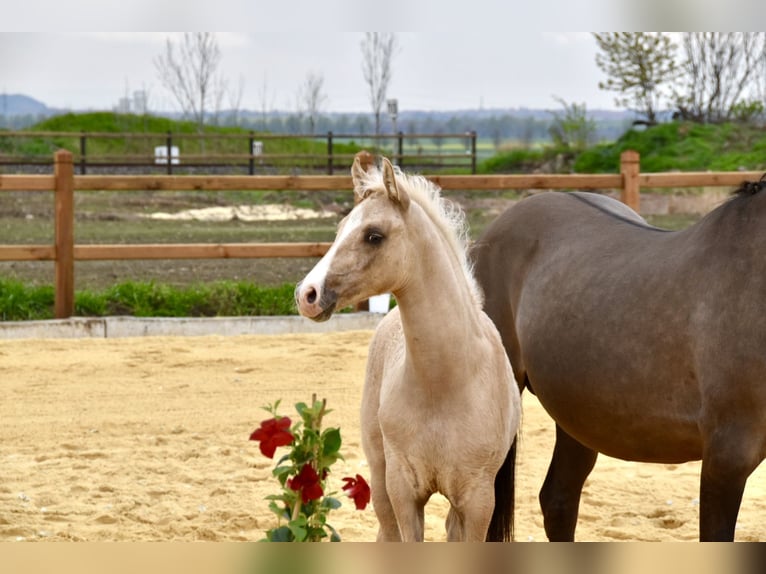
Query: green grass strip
0 279 307 321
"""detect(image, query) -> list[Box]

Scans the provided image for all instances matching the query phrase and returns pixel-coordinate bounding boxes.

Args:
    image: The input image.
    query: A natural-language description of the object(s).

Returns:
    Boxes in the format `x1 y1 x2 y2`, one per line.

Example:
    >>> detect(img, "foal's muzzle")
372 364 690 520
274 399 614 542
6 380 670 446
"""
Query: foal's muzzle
295 281 338 322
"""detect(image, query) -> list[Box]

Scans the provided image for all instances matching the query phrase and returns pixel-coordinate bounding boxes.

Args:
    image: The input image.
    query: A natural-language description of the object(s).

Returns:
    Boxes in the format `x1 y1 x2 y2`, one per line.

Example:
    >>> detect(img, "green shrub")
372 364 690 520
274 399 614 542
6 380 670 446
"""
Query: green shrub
0 279 306 321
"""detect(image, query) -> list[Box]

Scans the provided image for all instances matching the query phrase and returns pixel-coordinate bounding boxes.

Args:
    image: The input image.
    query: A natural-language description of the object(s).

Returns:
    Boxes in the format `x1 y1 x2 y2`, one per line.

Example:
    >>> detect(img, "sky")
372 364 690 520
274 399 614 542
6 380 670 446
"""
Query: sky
3 0 764 117
0 32 620 115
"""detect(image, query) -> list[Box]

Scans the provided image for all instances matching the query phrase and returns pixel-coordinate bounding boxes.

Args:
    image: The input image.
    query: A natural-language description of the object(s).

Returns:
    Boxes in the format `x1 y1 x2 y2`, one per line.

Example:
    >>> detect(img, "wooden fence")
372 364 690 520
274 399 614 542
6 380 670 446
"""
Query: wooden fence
0 149 763 318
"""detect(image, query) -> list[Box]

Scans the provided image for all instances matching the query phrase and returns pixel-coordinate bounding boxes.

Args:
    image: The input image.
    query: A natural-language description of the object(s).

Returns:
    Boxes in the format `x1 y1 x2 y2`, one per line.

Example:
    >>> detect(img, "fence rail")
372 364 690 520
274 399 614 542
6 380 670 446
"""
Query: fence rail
0 130 479 174
0 149 763 318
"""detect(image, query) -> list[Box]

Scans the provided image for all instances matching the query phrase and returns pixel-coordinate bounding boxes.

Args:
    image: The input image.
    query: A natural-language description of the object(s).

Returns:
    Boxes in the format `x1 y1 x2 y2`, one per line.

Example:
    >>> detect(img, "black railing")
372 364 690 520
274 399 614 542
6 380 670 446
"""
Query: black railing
0 130 478 175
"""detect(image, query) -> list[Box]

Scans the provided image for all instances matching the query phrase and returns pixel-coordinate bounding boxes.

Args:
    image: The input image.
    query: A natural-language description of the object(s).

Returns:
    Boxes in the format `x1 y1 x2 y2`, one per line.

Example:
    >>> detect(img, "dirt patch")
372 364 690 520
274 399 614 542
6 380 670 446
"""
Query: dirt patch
0 331 764 542
143 204 336 222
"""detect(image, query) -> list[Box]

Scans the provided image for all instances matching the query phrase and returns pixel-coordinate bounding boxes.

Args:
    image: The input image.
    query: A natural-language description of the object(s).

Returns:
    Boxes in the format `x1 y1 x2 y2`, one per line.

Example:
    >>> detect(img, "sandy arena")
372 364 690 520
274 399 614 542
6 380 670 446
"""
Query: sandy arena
0 330 764 542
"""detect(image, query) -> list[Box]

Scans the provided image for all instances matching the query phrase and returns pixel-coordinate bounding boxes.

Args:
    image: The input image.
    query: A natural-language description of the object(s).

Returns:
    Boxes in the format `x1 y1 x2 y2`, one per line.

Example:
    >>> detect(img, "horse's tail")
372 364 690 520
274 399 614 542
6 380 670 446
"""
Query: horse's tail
486 433 517 542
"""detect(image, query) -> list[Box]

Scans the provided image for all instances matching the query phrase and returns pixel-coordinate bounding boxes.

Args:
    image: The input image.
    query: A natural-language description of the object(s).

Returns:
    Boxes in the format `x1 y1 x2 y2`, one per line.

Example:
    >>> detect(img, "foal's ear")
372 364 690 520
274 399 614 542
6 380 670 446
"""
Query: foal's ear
381 158 410 210
351 155 367 196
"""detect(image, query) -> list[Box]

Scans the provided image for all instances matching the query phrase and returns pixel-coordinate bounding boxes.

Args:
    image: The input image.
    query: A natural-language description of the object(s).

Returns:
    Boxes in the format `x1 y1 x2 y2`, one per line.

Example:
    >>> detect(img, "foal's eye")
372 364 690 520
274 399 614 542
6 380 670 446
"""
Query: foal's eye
365 231 384 245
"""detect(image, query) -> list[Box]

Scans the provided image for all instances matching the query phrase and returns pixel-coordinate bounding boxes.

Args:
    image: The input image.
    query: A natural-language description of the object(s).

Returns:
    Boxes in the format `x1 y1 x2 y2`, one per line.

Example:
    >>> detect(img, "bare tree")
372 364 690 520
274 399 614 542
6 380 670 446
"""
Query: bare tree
225 75 245 126
154 33 225 133
594 32 679 125
675 32 766 123
256 73 275 131
360 33 398 135
298 72 327 134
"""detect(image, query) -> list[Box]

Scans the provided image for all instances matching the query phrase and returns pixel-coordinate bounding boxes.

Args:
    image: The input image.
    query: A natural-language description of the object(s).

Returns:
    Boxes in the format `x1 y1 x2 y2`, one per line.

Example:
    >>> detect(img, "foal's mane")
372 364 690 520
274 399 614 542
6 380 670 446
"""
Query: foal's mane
356 163 484 305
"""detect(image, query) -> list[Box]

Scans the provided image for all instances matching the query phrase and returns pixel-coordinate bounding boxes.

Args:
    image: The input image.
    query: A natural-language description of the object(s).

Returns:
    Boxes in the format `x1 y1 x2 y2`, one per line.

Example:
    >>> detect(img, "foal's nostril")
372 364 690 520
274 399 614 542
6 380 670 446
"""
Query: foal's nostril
306 287 318 304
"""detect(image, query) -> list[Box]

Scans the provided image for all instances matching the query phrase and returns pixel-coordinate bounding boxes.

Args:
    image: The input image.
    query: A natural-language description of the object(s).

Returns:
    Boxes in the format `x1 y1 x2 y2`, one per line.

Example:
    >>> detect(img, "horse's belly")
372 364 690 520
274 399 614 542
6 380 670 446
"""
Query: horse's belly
516 271 705 463
529 369 704 463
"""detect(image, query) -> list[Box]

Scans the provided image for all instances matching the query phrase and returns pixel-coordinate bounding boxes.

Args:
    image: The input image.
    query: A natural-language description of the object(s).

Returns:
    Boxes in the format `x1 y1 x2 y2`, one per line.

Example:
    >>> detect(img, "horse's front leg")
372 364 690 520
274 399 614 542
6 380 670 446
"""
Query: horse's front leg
369 471 402 541
385 459 426 542
699 422 762 541
539 424 598 541
446 479 496 541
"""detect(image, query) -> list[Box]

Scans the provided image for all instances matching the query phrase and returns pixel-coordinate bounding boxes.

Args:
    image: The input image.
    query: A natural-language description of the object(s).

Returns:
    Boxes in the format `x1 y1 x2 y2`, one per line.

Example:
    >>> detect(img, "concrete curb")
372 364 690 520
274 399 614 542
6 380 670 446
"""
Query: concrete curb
0 313 386 340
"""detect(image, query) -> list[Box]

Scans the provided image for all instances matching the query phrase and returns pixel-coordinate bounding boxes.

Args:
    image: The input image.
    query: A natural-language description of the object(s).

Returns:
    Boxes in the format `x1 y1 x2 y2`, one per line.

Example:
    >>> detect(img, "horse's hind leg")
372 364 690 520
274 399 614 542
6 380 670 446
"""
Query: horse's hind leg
699 423 763 541
539 424 598 541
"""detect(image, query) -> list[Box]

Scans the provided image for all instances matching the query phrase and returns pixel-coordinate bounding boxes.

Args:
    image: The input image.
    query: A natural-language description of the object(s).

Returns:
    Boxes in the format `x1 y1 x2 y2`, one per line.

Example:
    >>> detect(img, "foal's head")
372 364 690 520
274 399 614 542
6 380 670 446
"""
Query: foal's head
295 156 416 321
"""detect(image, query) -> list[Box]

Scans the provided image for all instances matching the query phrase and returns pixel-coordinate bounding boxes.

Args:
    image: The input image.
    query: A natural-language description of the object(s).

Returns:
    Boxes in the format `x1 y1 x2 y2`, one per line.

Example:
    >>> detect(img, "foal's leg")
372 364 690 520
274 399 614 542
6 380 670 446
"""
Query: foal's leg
539 424 598 541
698 423 763 541
362 430 401 541
446 479 496 542
385 458 427 542
369 466 402 542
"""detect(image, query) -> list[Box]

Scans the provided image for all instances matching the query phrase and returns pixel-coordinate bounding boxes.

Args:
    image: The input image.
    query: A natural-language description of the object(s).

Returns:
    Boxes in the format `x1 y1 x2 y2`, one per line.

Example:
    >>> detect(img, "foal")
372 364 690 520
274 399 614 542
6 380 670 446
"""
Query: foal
296 156 520 541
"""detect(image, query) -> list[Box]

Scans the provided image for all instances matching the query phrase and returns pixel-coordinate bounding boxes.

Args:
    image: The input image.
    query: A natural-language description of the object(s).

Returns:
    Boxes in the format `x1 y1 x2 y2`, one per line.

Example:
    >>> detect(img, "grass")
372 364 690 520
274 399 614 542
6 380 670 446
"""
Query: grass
0 112 362 171
476 121 766 176
0 279 305 321
573 121 766 173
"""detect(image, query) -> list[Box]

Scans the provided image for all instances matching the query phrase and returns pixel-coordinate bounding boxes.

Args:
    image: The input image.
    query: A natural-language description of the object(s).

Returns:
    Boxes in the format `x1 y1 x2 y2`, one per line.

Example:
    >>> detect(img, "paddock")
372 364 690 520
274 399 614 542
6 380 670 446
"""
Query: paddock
0 331 764 542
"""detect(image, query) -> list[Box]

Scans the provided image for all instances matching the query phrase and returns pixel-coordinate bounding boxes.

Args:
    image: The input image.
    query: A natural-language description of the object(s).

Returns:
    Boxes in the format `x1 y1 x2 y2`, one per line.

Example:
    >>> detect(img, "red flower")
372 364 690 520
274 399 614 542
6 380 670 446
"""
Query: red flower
342 474 370 510
288 463 324 503
250 416 293 458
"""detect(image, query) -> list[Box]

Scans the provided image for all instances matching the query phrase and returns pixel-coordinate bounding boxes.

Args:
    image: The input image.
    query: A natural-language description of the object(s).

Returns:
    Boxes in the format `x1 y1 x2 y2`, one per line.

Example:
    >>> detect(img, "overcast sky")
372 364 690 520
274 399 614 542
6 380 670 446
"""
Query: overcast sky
3 0 763 117
0 32 623 115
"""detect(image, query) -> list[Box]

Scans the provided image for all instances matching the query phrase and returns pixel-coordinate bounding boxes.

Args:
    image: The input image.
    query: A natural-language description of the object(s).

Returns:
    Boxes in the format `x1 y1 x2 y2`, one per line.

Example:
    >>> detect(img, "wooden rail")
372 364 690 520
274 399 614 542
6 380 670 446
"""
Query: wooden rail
1 149 763 318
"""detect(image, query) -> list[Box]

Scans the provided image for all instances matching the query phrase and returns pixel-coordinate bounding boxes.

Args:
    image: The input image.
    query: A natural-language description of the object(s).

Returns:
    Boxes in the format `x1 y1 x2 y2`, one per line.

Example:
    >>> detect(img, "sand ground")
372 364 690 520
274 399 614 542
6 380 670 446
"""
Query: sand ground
0 331 763 542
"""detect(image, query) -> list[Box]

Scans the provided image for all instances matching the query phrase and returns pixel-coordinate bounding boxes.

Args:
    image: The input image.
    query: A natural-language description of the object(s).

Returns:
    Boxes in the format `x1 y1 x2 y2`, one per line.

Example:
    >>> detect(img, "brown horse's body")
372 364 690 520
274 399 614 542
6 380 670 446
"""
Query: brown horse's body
296 156 520 541
471 189 766 541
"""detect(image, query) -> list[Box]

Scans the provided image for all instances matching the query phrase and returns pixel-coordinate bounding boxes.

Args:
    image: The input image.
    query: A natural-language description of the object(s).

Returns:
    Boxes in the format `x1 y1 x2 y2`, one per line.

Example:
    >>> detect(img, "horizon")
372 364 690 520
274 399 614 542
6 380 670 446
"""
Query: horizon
2 91 636 119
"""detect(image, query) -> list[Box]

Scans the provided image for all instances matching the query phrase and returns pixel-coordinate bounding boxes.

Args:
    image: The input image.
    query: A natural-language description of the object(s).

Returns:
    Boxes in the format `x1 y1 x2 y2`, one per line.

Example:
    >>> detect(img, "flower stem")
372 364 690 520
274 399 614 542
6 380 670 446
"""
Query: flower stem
291 497 302 522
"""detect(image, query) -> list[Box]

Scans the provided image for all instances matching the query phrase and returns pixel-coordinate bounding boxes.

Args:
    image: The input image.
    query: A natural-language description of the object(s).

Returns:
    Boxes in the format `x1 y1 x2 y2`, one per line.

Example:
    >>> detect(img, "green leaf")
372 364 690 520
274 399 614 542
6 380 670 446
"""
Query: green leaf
267 500 290 520
327 524 342 542
267 526 293 542
272 465 294 482
288 516 308 541
322 428 342 456
322 496 342 510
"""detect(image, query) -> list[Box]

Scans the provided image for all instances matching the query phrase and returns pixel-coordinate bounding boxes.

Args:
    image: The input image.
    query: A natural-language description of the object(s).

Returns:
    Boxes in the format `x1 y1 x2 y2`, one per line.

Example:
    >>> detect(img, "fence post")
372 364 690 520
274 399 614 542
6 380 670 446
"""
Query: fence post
54 149 75 319
79 132 87 175
620 150 640 213
470 131 477 174
397 131 404 169
248 131 255 175
327 131 334 175
166 131 173 175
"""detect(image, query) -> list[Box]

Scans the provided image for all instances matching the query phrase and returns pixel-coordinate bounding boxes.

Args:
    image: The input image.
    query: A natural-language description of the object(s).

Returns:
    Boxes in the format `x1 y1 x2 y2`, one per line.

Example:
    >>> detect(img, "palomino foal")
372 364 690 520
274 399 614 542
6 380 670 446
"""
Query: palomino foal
296 156 520 541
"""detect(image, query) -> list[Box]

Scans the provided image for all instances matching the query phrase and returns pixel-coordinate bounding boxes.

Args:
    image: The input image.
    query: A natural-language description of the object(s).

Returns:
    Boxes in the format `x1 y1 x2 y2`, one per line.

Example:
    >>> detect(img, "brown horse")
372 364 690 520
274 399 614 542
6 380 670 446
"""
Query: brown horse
470 186 766 541
295 156 521 541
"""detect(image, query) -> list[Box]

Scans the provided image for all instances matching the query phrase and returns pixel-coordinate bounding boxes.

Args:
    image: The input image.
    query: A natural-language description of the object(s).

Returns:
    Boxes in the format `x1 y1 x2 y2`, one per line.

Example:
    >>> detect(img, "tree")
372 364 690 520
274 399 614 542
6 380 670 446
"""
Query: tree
674 32 766 124
360 33 398 135
593 32 679 124
154 33 226 133
548 96 596 153
298 72 327 134
225 75 245 127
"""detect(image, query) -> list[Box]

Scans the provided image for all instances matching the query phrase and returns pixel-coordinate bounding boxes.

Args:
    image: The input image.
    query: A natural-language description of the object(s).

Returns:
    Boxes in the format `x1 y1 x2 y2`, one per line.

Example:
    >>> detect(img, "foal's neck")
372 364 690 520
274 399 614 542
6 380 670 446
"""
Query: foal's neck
393 223 484 380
